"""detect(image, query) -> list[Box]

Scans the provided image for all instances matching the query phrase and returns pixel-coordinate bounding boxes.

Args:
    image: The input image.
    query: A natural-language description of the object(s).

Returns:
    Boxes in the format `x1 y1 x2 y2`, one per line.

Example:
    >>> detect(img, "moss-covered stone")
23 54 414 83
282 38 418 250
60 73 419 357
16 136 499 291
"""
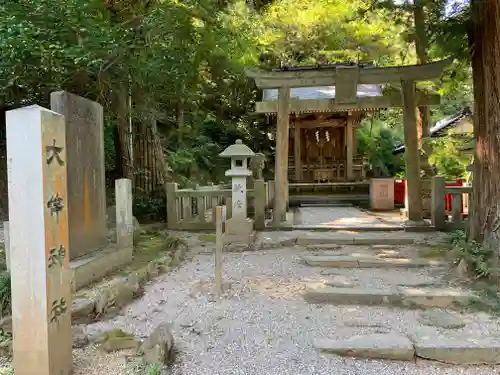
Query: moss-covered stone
97 328 138 352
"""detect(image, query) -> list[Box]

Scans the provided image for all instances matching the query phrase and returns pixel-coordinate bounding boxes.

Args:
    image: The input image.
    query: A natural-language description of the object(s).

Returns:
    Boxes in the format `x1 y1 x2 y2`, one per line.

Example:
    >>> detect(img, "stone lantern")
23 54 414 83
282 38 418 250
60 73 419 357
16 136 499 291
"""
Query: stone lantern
219 139 256 245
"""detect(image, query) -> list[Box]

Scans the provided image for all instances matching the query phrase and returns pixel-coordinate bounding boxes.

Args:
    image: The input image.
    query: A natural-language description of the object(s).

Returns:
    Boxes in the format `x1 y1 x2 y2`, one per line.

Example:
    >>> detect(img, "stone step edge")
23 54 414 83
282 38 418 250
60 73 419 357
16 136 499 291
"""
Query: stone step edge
313 334 500 365
297 237 416 246
302 255 446 268
257 235 417 250
303 285 474 309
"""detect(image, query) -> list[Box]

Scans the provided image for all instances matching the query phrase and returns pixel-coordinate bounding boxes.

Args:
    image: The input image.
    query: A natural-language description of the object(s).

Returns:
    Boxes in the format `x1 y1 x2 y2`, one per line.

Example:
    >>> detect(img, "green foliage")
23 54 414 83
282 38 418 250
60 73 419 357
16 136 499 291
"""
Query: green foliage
0 272 11 318
428 133 471 179
451 229 494 279
356 114 405 177
0 0 474 190
133 194 166 223
123 359 162 375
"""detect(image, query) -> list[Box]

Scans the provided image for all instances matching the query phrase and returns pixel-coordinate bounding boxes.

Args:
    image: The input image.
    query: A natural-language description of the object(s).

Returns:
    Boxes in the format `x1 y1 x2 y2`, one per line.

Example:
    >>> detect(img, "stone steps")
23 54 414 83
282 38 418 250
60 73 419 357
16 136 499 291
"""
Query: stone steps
313 332 500 365
296 235 416 246
302 255 445 269
303 284 474 309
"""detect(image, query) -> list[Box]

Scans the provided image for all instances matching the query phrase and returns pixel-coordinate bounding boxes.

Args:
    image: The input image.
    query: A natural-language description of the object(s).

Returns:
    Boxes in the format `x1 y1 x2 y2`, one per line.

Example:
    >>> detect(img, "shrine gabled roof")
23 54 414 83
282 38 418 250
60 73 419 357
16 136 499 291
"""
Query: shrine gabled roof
262 84 383 101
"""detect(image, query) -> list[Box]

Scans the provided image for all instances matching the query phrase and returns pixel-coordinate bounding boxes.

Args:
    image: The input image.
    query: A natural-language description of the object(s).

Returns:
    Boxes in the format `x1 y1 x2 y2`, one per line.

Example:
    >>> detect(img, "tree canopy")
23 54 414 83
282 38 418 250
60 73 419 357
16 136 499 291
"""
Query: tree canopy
0 0 473 186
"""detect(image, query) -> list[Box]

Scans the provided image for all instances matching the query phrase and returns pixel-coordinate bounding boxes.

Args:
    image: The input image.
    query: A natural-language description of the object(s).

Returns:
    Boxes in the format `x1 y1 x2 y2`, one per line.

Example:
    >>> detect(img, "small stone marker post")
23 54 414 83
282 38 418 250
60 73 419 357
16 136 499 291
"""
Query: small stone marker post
116 179 133 250
214 206 225 296
6 105 72 375
219 140 256 245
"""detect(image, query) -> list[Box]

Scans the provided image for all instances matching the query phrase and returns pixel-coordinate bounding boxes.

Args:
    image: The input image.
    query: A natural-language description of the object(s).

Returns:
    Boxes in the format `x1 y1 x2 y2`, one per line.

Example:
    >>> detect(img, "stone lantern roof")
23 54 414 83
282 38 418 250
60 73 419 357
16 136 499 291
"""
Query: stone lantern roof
219 139 255 158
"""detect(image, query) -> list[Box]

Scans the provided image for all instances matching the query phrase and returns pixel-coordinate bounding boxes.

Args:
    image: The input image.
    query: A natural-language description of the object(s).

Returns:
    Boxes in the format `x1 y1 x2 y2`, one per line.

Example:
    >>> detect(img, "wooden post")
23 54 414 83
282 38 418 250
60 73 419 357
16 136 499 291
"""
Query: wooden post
352 123 357 156
401 80 423 222
346 117 354 180
254 179 266 230
7 105 72 375
166 182 178 229
273 86 290 225
452 194 463 224
431 176 445 230
214 206 223 296
3 221 10 272
116 179 133 250
294 124 302 181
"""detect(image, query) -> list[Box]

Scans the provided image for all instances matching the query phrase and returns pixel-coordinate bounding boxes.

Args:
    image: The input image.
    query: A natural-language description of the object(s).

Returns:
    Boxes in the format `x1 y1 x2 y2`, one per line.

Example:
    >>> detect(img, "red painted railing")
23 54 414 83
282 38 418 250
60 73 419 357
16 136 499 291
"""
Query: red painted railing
394 179 465 213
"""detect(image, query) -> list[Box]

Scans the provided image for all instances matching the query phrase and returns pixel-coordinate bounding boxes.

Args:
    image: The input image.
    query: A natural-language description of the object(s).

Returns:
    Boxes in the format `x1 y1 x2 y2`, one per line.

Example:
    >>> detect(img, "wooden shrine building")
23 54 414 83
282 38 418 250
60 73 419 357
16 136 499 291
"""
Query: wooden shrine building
245 59 452 225
261 77 382 183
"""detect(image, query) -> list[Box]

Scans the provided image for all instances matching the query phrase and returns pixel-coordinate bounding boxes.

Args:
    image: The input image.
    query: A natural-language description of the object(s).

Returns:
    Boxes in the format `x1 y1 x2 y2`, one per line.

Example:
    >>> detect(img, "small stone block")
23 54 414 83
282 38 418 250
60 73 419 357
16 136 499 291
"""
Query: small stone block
413 335 500 364
225 218 254 235
399 287 473 309
314 333 415 361
417 309 466 329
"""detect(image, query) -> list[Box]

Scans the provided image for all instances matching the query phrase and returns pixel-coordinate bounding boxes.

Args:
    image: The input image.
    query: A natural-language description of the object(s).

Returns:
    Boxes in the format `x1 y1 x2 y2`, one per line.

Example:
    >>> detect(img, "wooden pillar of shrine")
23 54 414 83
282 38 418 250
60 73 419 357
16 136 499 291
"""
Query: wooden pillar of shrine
273 86 290 225
401 80 423 221
294 123 302 182
346 118 354 180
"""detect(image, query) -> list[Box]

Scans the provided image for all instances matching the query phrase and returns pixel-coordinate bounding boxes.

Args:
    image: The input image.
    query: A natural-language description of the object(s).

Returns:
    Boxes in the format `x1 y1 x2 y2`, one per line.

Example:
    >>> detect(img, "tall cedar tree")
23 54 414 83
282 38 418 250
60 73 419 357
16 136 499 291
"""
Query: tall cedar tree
470 0 500 260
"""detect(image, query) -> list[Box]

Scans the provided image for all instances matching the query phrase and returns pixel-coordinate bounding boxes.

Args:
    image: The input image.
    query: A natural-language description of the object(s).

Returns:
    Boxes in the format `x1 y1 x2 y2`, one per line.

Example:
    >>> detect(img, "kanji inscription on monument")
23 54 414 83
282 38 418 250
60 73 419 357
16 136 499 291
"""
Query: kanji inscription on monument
46 138 65 166
6 105 72 375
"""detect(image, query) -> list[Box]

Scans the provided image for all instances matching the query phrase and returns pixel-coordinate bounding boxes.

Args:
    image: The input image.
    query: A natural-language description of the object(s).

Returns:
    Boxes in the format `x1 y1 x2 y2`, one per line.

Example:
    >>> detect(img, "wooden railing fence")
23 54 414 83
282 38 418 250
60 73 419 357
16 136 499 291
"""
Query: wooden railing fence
166 180 274 231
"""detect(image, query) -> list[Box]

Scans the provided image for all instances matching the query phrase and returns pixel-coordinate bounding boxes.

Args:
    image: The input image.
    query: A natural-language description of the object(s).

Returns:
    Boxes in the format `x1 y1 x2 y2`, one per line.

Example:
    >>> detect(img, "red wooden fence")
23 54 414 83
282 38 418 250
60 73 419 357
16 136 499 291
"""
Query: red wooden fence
394 179 465 213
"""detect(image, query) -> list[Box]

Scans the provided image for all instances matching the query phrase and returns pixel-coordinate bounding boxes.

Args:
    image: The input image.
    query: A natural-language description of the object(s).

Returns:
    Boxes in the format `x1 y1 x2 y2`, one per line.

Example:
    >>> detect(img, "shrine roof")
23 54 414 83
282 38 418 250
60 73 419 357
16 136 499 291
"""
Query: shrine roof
262 84 382 101
392 108 473 155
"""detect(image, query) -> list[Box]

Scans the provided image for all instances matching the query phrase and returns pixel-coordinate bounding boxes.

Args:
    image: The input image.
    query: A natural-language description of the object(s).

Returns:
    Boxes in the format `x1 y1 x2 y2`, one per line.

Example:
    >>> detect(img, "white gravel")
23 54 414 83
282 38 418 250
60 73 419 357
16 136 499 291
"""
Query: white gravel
82 247 500 375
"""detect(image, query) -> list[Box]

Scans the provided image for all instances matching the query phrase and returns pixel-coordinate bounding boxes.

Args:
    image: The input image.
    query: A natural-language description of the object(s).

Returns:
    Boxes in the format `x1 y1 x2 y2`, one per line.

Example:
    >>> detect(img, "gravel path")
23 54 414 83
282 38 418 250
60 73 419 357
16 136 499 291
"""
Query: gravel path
79 247 500 375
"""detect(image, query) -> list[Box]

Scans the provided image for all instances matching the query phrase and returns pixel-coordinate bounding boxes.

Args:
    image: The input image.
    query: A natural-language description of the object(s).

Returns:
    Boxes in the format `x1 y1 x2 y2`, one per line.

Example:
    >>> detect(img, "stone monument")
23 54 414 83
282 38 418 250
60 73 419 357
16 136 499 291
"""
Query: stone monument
370 178 395 210
50 91 107 260
219 140 256 245
6 105 72 375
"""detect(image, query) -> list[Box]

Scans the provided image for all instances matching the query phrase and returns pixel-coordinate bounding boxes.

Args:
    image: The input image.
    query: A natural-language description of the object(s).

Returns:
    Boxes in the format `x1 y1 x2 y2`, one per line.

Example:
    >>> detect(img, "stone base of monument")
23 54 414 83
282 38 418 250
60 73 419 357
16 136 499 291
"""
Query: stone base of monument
224 218 256 246
70 244 133 292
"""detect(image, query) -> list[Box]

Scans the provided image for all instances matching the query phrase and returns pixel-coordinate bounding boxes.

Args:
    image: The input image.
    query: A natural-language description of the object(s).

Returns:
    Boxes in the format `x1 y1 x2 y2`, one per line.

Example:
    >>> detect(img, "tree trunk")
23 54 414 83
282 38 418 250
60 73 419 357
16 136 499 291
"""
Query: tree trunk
470 0 500 267
114 85 134 180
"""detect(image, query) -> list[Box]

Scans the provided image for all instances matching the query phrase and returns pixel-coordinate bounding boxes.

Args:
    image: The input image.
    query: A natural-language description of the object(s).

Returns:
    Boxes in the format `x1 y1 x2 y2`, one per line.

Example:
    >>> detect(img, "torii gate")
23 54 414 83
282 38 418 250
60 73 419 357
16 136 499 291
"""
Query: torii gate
245 58 452 225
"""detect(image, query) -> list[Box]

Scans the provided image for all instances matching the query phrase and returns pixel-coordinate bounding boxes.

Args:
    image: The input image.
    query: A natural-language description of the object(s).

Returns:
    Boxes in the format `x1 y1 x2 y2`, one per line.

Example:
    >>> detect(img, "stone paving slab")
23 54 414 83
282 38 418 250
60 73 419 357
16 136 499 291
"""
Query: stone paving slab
398 287 473 309
305 244 344 251
303 284 474 309
280 225 404 232
304 285 399 305
302 255 445 269
297 234 416 246
412 334 500 364
314 333 415 361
